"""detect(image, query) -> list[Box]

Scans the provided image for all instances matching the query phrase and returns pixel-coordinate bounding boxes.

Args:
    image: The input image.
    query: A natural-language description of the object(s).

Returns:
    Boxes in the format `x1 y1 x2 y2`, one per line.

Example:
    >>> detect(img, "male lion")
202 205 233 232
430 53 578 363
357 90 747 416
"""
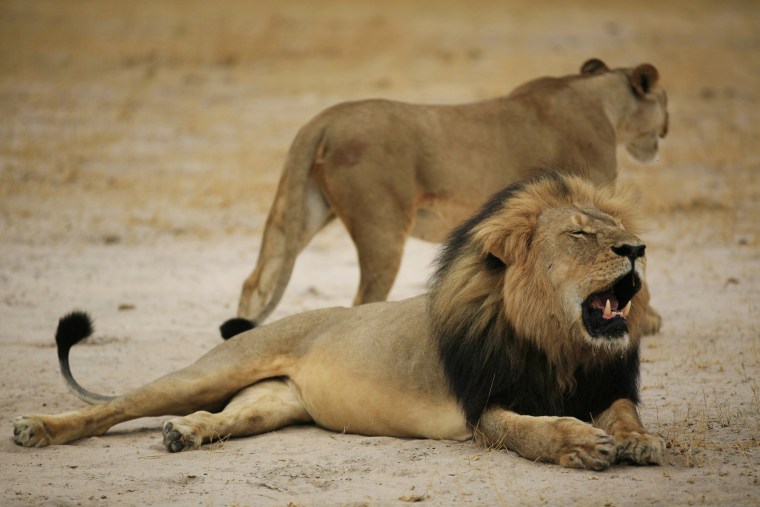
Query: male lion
14 173 664 469
233 58 668 330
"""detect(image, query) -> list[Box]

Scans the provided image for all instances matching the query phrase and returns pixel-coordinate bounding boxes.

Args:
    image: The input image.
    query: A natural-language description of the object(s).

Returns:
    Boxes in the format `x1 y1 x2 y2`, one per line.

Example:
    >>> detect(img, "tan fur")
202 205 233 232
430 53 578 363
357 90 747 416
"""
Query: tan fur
430 177 657 389
476 409 617 470
14 175 664 470
237 58 669 325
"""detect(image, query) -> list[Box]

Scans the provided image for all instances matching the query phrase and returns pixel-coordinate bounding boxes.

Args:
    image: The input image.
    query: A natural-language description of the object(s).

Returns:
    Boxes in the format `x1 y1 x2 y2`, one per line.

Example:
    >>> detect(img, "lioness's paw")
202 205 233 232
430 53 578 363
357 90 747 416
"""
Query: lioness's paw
162 420 202 453
642 305 662 336
553 419 615 471
616 431 665 465
13 416 51 448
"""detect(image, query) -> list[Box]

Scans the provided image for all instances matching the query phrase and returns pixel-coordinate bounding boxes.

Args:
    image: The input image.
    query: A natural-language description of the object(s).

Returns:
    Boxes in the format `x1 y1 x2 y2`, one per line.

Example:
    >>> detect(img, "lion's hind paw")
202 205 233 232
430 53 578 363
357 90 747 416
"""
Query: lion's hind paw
162 420 202 453
12 416 51 448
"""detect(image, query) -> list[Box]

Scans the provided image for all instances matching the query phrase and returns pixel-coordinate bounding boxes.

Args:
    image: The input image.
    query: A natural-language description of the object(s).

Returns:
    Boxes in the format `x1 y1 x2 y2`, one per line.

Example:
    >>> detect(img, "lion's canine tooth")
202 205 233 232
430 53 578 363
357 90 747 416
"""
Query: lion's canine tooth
603 299 612 318
622 300 632 319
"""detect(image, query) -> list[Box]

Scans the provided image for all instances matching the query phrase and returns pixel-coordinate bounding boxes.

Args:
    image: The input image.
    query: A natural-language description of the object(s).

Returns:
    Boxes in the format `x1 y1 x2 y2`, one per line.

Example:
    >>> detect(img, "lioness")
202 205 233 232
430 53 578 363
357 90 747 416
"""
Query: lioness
233 58 668 329
14 173 664 469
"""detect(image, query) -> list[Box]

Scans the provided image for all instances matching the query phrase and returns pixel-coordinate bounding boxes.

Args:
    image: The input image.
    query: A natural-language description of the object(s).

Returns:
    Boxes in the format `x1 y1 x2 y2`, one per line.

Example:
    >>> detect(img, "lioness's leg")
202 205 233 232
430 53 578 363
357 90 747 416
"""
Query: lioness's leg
475 408 615 470
593 399 665 465
352 229 408 305
642 304 662 336
238 180 334 323
639 283 662 336
330 197 411 305
162 379 312 452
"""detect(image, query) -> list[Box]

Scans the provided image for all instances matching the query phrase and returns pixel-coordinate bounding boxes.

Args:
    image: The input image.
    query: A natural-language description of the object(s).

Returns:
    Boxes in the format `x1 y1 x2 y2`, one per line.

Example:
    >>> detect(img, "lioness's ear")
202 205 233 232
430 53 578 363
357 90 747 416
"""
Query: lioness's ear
580 58 609 75
630 64 659 97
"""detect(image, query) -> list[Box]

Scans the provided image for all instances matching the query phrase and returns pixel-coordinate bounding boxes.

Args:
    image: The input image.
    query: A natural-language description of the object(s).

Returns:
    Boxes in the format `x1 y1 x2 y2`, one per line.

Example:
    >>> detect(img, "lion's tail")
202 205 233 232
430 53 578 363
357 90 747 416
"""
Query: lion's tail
229 123 332 338
55 311 116 404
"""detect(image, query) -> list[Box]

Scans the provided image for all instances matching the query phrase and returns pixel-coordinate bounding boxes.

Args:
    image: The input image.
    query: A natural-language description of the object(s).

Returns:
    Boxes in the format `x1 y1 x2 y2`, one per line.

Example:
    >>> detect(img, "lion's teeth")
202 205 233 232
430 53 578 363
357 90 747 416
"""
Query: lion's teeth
603 299 612 318
622 300 632 319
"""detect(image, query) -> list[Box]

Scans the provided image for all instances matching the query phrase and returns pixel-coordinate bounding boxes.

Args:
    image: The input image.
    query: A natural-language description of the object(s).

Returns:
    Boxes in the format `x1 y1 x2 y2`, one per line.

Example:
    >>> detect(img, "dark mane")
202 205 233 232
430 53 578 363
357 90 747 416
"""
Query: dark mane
428 174 640 426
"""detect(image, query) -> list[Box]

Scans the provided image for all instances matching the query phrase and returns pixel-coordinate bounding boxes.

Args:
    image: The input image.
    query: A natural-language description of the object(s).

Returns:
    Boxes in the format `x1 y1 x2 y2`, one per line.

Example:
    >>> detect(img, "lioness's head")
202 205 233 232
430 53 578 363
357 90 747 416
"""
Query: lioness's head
430 173 649 374
581 58 669 163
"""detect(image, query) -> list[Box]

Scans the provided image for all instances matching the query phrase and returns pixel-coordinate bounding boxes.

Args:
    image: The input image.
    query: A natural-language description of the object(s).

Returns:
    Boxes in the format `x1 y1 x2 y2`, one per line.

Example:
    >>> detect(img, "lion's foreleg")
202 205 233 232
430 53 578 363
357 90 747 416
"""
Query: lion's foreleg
593 398 664 465
162 379 312 452
475 408 615 470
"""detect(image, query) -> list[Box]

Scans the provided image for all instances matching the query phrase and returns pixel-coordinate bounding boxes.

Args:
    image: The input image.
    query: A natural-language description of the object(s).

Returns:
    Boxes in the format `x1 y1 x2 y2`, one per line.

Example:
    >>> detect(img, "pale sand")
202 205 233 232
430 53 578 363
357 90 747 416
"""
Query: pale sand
1 1 758 505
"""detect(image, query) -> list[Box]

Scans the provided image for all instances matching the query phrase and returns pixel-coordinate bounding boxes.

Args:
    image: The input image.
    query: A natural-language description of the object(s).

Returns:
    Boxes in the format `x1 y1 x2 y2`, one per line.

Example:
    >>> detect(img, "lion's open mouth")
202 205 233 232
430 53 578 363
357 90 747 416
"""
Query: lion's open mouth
582 270 641 339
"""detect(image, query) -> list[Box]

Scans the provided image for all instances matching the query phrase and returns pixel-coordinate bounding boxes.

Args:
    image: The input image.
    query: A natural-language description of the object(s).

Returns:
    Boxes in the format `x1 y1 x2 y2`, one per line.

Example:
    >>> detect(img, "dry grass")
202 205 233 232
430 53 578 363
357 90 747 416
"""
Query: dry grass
2 0 758 243
662 384 760 469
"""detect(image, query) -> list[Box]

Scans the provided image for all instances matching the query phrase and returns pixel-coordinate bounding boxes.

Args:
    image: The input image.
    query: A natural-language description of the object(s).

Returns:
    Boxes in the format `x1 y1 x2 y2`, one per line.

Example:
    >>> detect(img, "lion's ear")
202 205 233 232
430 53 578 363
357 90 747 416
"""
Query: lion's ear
630 64 659 97
478 215 535 267
580 58 609 75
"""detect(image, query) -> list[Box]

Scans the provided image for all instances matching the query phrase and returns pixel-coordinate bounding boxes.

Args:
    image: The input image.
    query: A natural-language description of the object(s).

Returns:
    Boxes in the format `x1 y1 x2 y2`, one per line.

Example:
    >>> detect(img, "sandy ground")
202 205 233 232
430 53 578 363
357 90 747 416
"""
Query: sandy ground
1 0 759 505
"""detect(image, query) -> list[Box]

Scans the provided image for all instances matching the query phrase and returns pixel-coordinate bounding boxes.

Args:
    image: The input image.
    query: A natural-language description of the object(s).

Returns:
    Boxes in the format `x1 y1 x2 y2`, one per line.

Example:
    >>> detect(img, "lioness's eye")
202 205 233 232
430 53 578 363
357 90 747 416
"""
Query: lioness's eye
569 230 591 237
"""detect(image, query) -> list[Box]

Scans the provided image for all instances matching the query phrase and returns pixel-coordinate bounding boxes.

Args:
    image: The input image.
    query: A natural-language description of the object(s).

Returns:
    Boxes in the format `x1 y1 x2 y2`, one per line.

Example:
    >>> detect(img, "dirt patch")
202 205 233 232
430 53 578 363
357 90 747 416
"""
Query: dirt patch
1 0 758 505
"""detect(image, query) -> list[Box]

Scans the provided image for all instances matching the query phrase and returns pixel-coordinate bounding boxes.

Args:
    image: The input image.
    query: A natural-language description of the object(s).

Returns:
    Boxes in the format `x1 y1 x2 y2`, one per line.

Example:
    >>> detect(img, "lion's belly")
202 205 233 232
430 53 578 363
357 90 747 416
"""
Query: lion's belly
289 350 470 441
281 296 470 441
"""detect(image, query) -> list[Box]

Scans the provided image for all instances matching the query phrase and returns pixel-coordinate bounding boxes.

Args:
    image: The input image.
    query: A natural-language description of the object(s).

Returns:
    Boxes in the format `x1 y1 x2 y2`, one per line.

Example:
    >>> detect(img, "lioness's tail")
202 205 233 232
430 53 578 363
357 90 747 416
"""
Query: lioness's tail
56 311 116 404
230 122 334 338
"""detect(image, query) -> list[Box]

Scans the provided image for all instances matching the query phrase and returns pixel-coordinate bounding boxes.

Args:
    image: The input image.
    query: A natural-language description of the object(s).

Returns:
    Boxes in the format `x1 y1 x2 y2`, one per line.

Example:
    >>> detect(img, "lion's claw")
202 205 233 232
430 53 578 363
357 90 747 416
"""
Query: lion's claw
553 420 615 470
560 438 615 470
616 431 665 465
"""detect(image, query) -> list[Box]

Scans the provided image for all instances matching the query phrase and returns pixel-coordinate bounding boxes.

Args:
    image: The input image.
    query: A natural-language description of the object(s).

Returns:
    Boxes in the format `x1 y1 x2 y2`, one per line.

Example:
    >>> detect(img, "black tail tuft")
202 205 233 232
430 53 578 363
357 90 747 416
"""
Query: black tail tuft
220 317 256 340
55 311 94 360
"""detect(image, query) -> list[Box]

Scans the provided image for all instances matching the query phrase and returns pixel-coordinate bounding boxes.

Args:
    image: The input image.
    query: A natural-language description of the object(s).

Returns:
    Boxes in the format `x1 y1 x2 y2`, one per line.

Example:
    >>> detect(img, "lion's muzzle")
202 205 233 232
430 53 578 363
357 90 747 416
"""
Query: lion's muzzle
582 269 641 340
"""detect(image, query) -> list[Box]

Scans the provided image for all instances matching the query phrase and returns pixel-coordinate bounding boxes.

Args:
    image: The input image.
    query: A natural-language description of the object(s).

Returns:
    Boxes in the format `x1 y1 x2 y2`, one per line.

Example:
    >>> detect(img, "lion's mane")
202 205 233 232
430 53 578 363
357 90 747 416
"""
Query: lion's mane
428 173 645 426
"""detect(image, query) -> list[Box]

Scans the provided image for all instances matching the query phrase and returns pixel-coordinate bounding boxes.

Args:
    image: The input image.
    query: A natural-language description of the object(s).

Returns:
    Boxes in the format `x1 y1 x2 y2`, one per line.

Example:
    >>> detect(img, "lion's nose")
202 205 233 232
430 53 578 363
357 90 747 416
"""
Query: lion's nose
611 243 646 260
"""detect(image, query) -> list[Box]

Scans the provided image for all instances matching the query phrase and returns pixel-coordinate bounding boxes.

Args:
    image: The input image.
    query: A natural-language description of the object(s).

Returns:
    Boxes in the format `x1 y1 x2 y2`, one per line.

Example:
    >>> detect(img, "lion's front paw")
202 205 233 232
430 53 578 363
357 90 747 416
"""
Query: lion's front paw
162 420 202 453
13 416 51 448
553 418 615 471
616 431 665 465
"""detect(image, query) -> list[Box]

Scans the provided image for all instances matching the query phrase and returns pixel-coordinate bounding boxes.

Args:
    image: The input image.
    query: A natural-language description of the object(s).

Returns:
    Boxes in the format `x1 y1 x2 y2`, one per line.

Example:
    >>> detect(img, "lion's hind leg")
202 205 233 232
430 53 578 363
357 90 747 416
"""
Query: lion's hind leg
13 401 140 448
162 379 311 452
